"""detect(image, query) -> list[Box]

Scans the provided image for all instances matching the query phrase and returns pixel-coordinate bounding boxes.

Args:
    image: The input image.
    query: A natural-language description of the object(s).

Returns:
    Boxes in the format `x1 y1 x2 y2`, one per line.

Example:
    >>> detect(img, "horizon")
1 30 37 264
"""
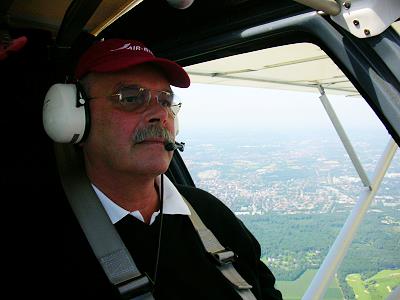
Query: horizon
173 83 393 159
173 83 388 136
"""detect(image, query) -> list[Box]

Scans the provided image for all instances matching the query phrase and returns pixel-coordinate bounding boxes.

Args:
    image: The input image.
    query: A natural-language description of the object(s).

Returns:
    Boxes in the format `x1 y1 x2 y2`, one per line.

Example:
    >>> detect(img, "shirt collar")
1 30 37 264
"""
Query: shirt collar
92 175 190 225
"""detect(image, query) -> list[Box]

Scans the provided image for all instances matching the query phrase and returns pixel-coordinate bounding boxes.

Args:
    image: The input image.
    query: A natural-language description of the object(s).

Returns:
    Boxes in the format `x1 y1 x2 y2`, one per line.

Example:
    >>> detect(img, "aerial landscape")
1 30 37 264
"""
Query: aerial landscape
180 130 399 300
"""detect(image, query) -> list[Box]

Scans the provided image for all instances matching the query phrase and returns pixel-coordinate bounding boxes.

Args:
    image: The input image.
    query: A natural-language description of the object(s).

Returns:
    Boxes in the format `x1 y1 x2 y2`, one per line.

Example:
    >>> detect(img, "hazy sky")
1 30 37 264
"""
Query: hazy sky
173 83 399 180
173 83 387 137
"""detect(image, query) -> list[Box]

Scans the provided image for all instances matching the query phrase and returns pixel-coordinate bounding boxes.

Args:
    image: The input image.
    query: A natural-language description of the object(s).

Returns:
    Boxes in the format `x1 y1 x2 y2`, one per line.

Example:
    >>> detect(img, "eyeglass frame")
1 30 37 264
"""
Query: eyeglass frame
86 85 182 118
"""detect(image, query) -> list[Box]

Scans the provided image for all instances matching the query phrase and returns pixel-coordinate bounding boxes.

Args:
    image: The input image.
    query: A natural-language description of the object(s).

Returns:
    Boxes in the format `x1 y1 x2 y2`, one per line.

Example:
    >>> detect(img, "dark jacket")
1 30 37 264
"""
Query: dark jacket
62 184 282 299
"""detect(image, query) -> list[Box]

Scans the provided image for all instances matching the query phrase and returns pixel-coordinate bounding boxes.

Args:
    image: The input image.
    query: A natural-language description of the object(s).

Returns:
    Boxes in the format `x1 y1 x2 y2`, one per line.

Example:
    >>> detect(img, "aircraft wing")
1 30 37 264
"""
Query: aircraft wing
185 42 358 96
185 20 399 97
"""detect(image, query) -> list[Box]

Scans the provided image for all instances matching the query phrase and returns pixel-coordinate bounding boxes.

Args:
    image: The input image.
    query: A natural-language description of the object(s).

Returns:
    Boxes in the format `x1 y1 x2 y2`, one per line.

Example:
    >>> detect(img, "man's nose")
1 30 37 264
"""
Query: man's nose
145 97 169 124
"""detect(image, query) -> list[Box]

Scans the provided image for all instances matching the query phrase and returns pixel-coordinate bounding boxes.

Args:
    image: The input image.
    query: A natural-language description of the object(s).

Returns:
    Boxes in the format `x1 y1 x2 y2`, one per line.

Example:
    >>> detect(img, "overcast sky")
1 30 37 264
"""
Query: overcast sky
173 83 387 138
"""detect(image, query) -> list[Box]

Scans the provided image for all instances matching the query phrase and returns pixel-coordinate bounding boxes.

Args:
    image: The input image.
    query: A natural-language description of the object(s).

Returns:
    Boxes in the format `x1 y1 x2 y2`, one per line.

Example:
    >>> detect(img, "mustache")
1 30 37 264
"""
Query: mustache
133 124 174 144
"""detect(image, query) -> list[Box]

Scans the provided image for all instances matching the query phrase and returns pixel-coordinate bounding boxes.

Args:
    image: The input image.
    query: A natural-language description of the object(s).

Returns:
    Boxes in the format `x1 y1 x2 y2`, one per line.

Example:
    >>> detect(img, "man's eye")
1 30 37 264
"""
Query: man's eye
119 87 144 105
159 99 172 107
158 93 173 107
122 96 140 103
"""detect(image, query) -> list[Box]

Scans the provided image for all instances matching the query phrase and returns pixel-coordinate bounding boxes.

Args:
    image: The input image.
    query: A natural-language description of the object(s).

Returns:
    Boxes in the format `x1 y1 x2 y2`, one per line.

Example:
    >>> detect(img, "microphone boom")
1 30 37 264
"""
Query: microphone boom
164 142 185 152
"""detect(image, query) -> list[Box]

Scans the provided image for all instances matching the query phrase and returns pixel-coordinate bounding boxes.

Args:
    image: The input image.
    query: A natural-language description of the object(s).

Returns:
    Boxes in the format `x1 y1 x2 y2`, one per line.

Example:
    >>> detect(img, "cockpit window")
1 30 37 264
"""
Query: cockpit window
173 42 400 300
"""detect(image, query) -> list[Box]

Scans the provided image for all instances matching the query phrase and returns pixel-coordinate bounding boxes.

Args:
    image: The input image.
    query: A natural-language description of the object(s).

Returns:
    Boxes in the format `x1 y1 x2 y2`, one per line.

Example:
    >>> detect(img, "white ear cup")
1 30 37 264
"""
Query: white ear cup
42 83 87 144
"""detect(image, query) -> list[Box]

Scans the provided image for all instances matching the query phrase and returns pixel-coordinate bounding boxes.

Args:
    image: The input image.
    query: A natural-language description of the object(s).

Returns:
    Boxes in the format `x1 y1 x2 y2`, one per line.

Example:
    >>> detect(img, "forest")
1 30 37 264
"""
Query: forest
239 207 399 299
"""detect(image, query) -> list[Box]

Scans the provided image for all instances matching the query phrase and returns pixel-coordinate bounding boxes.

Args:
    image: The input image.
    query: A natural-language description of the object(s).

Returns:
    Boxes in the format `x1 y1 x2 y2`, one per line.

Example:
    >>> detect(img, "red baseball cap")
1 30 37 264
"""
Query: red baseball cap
75 39 190 88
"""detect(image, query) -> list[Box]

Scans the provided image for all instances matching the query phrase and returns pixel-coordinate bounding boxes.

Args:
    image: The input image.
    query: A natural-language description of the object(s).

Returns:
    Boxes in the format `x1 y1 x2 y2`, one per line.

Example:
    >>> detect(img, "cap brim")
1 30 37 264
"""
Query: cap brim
82 54 190 88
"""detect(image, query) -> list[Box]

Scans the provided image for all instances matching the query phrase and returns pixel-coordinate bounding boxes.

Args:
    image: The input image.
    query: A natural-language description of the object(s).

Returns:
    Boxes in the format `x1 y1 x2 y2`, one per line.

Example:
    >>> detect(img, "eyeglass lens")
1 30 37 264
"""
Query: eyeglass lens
114 86 181 116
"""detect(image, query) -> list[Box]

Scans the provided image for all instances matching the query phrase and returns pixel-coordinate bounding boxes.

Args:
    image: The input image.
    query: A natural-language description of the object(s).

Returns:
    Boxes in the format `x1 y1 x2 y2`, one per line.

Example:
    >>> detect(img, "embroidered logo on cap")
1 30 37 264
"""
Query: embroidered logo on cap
110 43 153 54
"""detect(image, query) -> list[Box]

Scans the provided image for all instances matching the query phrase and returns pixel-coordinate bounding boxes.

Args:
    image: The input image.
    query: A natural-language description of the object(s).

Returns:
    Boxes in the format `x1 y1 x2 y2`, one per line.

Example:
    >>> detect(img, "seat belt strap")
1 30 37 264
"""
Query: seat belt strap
54 143 154 300
181 196 257 300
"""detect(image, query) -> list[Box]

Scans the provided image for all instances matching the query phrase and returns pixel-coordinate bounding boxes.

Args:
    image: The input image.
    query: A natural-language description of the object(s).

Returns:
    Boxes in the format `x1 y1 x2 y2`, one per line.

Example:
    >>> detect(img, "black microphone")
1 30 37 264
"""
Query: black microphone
164 141 185 152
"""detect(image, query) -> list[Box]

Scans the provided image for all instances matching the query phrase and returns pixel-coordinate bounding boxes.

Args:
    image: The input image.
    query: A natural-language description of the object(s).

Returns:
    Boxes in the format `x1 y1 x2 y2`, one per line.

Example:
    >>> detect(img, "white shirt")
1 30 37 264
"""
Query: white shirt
92 175 191 225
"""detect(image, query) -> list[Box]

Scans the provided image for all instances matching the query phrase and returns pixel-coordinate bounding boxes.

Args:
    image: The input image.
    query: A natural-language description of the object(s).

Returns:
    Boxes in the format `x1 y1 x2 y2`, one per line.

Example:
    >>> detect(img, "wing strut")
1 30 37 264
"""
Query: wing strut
318 85 371 188
302 85 398 300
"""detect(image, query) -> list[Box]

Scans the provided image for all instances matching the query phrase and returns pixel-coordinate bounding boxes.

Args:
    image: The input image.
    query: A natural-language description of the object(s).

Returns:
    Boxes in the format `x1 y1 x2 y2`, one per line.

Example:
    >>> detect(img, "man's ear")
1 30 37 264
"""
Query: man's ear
43 83 90 143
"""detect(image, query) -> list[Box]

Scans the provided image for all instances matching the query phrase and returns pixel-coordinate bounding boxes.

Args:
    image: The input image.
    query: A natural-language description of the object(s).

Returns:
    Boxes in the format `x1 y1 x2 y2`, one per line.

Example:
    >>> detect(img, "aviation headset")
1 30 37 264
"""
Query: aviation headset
43 39 188 144
42 82 181 144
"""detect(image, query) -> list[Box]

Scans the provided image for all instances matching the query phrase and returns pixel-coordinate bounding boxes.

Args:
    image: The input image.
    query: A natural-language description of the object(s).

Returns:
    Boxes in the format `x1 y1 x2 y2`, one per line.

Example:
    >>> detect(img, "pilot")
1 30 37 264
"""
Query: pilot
50 39 282 299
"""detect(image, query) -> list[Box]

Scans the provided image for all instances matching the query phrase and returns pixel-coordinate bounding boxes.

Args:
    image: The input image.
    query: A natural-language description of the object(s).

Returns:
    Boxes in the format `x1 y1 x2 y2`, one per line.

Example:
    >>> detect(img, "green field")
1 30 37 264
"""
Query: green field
276 269 343 300
275 269 400 300
346 269 400 300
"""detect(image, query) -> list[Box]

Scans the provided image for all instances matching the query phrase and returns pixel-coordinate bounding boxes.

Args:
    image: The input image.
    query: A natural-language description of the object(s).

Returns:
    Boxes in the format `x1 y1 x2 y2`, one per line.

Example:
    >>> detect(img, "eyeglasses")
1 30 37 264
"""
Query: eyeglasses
88 85 182 117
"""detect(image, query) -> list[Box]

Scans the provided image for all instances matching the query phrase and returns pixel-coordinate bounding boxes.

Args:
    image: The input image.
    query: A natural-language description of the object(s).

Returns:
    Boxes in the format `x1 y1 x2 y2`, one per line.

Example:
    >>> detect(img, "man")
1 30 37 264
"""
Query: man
59 39 282 299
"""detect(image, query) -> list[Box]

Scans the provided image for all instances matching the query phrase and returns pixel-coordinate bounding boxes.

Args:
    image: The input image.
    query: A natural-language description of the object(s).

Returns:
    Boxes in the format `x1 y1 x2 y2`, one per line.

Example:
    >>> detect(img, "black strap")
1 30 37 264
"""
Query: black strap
55 143 154 300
